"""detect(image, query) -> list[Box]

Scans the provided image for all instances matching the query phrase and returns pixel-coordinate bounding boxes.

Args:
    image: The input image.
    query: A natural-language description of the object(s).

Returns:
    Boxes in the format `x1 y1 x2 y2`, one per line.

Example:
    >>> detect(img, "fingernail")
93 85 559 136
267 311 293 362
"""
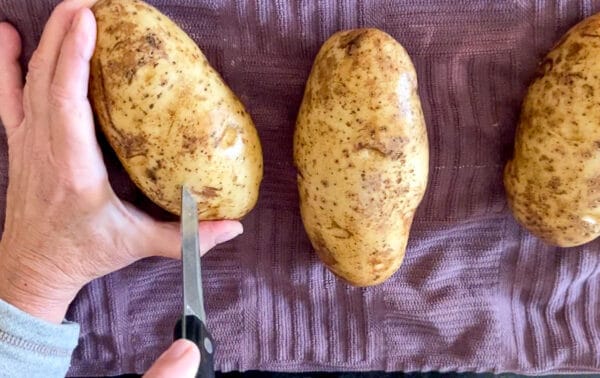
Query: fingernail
215 226 243 244
163 340 196 360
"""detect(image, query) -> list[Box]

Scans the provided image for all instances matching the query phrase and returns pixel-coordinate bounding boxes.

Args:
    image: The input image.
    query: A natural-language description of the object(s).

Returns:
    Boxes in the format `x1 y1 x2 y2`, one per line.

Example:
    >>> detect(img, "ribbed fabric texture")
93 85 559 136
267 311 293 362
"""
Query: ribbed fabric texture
0 299 80 377
0 0 599 375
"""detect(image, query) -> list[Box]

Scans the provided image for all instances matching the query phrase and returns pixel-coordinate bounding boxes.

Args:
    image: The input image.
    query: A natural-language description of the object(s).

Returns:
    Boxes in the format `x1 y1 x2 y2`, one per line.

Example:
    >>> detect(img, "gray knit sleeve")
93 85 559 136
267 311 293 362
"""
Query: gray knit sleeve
0 298 79 378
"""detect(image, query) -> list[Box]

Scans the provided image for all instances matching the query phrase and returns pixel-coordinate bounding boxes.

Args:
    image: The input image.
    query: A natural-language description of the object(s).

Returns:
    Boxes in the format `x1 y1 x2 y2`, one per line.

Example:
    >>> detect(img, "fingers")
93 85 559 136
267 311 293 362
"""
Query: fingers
0 23 24 135
143 219 244 259
51 7 96 104
26 0 96 101
48 8 104 177
143 339 200 378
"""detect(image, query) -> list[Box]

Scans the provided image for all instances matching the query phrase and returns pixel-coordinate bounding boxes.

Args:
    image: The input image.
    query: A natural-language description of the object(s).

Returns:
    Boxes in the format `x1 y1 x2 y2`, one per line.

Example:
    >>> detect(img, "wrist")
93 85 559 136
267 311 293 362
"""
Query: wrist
0 271 76 325
0 242 80 324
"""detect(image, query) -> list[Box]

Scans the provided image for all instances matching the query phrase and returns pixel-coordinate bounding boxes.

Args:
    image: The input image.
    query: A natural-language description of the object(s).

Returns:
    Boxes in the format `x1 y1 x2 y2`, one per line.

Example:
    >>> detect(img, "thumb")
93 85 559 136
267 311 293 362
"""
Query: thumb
122 202 244 259
144 339 200 378
143 219 244 259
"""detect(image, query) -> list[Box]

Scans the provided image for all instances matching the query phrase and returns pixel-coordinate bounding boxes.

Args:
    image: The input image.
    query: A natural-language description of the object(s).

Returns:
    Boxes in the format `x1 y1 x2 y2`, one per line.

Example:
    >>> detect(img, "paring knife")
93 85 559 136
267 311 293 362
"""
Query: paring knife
174 185 215 378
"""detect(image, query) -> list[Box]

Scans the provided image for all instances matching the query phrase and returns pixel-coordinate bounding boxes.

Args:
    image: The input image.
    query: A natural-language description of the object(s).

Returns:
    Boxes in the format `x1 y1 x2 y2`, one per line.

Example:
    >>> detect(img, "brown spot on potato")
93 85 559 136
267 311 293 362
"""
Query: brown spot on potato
355 142 387 157
118 132 147 159
340 30 368 56
104 27 168 85
145 33 161 48
145 168 157 182
312 232 338 266
194 186 221 199
566 42 584 60
580 26 600 38
547 176 561 191
559 72 584 86
327 220 353 239
537 58 553 78
355 135 405 160
182 135 206 154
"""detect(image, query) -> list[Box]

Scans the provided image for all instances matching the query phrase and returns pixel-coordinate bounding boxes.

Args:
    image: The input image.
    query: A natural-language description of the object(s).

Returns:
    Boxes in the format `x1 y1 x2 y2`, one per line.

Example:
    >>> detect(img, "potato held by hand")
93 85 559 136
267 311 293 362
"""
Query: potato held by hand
90 0 262 219
504 14 600 247
294 29 429 286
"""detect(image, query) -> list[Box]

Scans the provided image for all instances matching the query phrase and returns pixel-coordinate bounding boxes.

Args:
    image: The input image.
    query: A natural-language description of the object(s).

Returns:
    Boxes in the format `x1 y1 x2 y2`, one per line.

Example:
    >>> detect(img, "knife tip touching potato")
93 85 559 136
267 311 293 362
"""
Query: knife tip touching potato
89 0 263 220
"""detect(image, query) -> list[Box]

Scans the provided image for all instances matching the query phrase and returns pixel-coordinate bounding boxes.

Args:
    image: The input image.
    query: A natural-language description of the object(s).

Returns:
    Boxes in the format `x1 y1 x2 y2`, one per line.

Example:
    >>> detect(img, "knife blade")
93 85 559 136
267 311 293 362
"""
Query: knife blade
174 185 215 378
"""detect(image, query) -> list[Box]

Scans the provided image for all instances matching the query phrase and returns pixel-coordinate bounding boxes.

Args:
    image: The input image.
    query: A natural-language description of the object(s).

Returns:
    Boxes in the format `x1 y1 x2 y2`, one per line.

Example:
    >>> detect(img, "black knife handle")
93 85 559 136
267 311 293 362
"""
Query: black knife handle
174 315 215 378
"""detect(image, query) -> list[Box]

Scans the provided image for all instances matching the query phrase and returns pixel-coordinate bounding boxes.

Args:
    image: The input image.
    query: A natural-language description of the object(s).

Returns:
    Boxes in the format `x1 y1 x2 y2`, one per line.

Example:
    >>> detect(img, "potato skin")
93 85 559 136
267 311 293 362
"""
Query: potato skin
294 29 429 286
504 14 600 247
90 0 262 219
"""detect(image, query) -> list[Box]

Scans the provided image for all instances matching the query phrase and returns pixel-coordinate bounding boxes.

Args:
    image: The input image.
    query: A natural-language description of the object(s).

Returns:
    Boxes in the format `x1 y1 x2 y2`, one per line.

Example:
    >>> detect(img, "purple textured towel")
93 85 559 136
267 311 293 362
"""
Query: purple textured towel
1 0 599 375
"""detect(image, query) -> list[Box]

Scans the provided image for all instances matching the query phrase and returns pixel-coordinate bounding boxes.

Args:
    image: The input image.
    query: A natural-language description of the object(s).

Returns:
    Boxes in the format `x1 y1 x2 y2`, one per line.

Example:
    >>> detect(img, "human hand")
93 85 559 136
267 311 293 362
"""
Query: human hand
143 339 201 378
0 0 242 324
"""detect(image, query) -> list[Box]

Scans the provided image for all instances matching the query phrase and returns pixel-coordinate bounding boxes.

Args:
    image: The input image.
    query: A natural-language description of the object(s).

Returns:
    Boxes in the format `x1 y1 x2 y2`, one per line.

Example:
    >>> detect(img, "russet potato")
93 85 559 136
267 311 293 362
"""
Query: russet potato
90 0 263 219
505 13 600 247
294 29 429 286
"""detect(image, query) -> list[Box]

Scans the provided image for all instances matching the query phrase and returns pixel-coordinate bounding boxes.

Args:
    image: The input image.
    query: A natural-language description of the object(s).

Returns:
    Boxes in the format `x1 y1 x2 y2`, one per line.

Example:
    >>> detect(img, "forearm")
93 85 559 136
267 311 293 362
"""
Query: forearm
0 243 79 325
0 245 81 377
0 298 79 378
